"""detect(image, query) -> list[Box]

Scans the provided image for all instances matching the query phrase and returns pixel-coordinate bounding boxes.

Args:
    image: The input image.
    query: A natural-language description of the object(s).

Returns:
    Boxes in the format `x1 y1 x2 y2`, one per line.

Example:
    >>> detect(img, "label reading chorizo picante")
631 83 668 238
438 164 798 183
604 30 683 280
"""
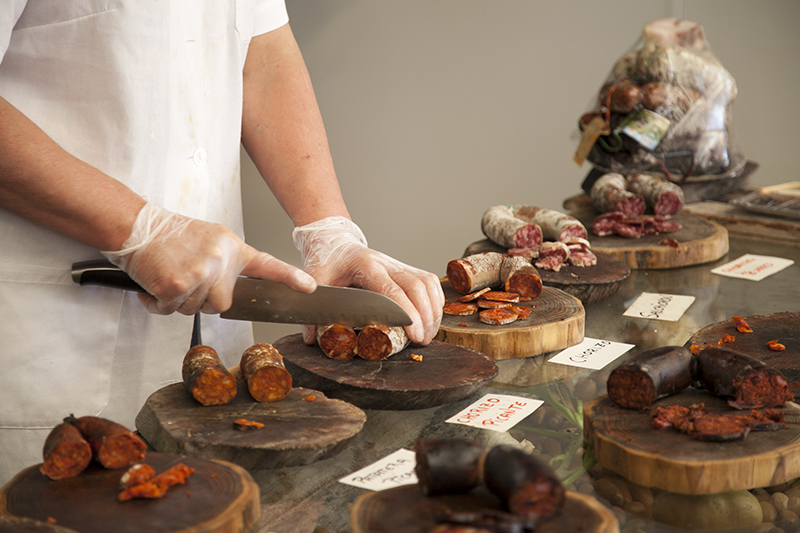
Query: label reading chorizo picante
711 254 794 281
445 394 543 433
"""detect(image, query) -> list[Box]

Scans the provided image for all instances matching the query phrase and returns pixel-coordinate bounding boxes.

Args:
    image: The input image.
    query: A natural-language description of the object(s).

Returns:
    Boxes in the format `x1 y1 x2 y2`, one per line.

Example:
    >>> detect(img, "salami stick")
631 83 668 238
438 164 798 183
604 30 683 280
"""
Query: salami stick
181 345 237 406
695 346 794 409
446 252 504 295
240 343 292 402
414 438 486 496
500 255 542 300
316 324 358 360
64 415 147 469
481 205 543 249
512 205 588 242
607 346 694 410
39 422 93 480
626 173 685 216
357 325 409 361
482 445 565 521
590 173 645 217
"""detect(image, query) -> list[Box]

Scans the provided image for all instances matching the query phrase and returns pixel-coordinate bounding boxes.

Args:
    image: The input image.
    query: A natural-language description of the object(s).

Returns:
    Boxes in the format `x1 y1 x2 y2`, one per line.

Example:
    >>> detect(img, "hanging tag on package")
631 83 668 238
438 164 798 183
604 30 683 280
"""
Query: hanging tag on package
549 337 634 370
574 115 610 166
446 393 543 432
339 448 417 490
623 292 695 321
711 254 794 281
618 109 671 150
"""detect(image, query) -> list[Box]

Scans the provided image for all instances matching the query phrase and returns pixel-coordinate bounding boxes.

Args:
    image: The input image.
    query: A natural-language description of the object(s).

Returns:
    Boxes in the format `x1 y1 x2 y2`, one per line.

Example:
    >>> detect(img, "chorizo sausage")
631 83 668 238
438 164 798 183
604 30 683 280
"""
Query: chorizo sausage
118 463 195 502
316 324 359 360
39 422 93 480
414 438 486 496
481 205 543 249
607 346 694 410
626 173 685 217
499 255 542 301
181 345 237 406
64 415 147 470
446 252 504 295
356 325 410 361
240 343 292 402
590 173 645 217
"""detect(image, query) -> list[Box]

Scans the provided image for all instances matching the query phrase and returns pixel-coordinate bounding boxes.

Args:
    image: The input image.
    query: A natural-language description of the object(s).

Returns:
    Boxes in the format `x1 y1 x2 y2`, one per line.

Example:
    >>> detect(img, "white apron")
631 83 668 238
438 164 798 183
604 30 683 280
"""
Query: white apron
0 0 289 485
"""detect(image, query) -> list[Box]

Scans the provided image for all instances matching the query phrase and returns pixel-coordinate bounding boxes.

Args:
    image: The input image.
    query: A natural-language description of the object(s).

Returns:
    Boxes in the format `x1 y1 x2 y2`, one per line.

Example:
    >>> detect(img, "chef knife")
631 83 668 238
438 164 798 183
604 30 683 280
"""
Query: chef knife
71 260 413 328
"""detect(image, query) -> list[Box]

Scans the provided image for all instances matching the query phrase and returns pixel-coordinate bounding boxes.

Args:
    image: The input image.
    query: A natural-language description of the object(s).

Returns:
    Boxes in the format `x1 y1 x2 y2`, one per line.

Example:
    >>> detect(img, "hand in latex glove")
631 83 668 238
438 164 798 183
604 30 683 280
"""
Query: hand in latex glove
293 216 444 346
103 200 317 315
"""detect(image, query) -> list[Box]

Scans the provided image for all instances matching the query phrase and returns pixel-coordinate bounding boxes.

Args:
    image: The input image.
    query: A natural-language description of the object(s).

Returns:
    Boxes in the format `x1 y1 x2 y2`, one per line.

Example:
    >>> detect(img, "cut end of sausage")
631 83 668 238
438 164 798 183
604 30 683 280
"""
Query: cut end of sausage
607 368 658 410
247 366 293 402
40 440 93 480
97 433 147 470
191 370 237 406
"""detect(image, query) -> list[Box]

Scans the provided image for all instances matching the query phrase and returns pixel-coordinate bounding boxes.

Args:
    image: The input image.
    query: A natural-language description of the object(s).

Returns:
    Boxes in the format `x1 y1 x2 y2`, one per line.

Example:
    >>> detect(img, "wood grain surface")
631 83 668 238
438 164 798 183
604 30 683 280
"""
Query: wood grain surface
0 453 259 533
462 239 631 304
562 194 729 269
584 389 800 495
435 283 585 361
0 516 79 533
136 383 366 470
350 484 619 533
274 335 498 410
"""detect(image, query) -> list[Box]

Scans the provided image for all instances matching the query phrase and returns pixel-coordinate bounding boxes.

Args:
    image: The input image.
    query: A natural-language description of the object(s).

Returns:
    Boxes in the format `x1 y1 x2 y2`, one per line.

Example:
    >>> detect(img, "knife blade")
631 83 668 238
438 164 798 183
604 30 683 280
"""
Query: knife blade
71 260 413 328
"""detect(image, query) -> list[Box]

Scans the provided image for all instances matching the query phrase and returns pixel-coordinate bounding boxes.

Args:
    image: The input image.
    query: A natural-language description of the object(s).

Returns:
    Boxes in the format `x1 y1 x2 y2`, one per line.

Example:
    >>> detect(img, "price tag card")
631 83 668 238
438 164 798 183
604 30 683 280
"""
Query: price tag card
623 292 695 322
549 337 634 370
446 393 544 432
338 448 417 490
711 254 794 281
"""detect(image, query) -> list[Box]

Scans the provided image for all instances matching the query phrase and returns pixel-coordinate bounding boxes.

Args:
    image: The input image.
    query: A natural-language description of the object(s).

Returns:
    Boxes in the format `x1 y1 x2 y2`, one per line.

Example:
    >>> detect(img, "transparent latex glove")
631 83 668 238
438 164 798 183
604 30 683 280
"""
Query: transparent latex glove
292 216 444 346
102 200 317 315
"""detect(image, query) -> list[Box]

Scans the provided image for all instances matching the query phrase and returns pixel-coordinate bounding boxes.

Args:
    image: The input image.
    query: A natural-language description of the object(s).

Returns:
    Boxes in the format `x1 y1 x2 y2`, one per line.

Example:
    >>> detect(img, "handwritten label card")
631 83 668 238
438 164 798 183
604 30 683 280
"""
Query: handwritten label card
623 292 695 322
338 448 417 490
445 393 543 432
711 254 794 281
549 337 634 370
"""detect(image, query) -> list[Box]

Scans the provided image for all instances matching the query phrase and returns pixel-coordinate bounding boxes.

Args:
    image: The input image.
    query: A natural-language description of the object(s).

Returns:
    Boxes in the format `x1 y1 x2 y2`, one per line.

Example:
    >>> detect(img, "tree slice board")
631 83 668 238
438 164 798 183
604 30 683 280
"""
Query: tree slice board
462 238 631 304
562 193 729 269
584 389 800 495
350 484 619 533
273 335 498 410
435 283 584 361
685 312 800 388
0 453 259 533
136 382 366 470
0 516 79 533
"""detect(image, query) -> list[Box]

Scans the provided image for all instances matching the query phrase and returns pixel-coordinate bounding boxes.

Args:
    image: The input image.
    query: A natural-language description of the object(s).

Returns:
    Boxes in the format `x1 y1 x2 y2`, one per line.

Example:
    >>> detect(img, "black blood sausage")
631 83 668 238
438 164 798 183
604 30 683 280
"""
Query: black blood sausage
606 346 694 410
414 438 486 496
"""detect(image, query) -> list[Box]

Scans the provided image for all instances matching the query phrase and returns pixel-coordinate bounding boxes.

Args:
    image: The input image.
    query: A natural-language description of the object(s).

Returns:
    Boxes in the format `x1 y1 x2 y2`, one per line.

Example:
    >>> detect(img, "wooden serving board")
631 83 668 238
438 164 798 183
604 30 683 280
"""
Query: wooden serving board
274 335 498 410
350 484 619 533
462 238 631 304
685 312 800 388
584 389 800 495
435 283 584 361
0 453 259 533
562 194 729 269
136 382 366 470
0 516 79 533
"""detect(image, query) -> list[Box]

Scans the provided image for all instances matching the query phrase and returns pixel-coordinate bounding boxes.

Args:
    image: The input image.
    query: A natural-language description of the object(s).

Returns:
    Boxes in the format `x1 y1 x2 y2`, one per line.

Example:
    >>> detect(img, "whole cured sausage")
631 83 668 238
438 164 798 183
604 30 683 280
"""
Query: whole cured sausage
626 173 685 216
446 252 504 295
64 415 147 470
414 438 486 496
39 422 93 480
607 346 694 410
481 205 543 249
181 345 237 406
240 343 293 402
316 324 358 360
512 205 588 243
357 324 410 361
499 255 542 301
590 173 645 217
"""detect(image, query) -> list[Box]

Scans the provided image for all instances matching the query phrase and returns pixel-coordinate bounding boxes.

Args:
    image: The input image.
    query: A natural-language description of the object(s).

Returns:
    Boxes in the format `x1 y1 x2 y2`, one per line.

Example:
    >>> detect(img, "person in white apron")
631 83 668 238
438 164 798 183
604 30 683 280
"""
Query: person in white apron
0 1 443 486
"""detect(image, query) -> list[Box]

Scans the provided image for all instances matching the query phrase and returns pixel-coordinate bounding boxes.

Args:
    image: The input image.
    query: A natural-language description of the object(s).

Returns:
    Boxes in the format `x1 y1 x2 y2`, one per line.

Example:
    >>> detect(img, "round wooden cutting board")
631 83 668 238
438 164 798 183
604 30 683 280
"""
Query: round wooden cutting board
136 383 366 470
562 194 729 269
435 283 584 361
462 238 631 304
584 389 800 495
350 484 619 533
0 516 79 533
273 335 498 410
0 453 259 533
685 312 800 388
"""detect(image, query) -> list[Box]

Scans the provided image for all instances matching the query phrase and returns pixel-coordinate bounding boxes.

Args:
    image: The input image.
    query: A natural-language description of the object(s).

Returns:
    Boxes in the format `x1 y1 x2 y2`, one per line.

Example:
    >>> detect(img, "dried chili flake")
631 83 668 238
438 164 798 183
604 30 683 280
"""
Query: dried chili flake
411 353 423 362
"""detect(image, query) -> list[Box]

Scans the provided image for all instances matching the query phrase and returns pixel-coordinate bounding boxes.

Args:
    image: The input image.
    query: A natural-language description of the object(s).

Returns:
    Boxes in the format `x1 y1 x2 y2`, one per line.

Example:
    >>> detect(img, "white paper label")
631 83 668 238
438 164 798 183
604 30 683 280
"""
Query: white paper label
711 254 794 281
338 448 417 490
445 393 544 432
549 337 634 370
623 292 695 322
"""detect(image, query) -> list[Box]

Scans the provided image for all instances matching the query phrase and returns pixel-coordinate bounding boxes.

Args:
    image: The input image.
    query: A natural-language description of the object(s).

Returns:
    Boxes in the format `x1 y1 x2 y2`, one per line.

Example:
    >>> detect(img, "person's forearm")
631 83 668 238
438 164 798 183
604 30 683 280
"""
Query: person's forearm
0 96 144 251
241 24 350 227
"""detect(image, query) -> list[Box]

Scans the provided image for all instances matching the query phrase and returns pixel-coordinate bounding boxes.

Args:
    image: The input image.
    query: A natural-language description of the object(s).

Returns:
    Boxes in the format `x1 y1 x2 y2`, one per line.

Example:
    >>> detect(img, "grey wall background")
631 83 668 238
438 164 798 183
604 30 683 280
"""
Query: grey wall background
242 0 800 344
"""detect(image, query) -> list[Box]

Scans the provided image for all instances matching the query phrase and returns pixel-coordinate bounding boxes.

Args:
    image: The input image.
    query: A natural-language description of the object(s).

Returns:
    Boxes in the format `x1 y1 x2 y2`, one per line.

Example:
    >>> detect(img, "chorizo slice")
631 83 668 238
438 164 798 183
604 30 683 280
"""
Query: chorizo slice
481 291 520 303
444 301 479 315
357 325 410 361
240 343 292 402
607 346 694 410
118 463 195 502
316 324 359 360
119 463 156 491
626 173 685 217
414 438 486 496
590 173 645 217
456 287 491 303
479 308 519 326
39 423 93 480
510 305 532 319
500 255 542 300
476 300 512 309
64 415 147 470
182 345 237 406
233 418 265 431
481 205 543 249
446 252 504 295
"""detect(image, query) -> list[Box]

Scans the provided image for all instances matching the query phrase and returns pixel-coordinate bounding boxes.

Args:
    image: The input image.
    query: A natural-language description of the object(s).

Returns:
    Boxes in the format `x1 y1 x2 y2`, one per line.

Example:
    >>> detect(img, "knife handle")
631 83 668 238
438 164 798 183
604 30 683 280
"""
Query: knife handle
71 260 146 292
